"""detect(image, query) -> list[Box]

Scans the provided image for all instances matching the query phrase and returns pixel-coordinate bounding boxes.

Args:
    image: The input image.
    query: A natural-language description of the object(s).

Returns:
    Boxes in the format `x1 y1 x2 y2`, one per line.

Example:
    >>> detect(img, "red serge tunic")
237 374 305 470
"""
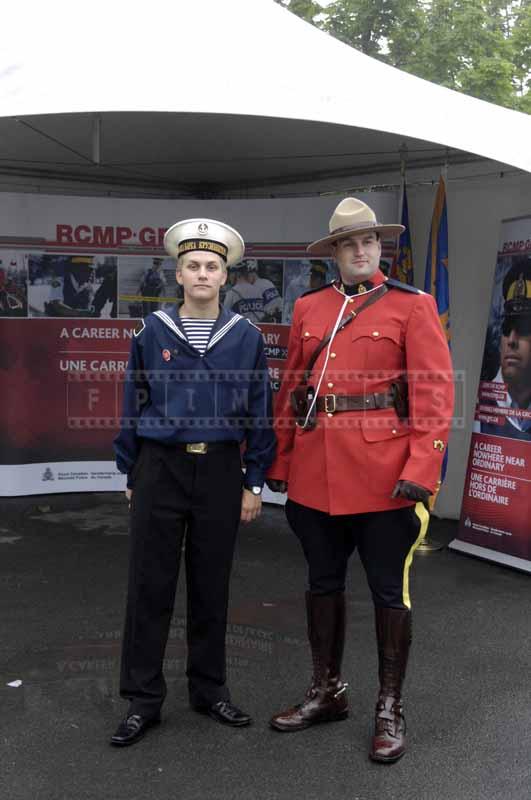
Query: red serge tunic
267 270 454 515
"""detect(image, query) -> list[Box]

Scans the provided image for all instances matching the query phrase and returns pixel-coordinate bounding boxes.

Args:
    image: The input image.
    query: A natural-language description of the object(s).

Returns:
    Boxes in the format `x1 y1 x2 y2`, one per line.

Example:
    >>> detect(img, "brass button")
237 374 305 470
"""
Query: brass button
304 331 310 338
372 331 380 337
330 352 336 359
349 298 355 304
392 429 397 434
327 413 333 418
327 382 334 389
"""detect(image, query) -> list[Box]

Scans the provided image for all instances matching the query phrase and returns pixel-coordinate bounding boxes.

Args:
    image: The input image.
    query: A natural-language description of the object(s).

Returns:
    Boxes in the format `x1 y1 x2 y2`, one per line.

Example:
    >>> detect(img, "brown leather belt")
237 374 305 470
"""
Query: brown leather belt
316 392 395 414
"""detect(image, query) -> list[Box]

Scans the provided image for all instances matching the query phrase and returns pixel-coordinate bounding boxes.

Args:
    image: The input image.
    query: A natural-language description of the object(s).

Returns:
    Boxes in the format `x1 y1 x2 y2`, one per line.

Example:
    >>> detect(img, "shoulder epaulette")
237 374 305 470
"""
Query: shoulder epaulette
385 278 423 294
301 280 336 298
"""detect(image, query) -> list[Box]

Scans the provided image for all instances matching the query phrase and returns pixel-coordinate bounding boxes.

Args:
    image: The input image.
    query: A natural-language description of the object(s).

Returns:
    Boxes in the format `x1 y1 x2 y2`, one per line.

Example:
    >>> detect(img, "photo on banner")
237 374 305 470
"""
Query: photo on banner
223 258 284 323
117 255 180 318
453 215 531 570
0 250 28 317
473 252 531 441
27 254 118 318
282 259 336 324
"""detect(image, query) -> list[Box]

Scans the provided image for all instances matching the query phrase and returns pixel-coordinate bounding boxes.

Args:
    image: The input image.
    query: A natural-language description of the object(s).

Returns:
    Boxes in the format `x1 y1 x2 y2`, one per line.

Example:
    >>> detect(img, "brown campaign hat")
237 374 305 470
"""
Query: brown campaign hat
307 197 404 256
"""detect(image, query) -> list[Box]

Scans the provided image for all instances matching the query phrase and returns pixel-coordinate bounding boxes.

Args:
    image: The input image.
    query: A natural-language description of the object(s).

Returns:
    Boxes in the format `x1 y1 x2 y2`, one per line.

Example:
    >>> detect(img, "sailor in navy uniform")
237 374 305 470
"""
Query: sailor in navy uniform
111 218 276 746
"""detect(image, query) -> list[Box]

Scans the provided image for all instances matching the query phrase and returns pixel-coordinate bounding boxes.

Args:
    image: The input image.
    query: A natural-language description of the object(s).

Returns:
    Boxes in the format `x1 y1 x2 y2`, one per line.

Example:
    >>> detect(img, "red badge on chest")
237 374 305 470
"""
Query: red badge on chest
162 349 171 362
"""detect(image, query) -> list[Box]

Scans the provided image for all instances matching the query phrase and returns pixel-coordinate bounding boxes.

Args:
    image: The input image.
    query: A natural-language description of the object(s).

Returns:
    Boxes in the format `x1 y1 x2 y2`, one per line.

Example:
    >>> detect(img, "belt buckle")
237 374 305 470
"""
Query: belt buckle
186 442 208 454
324 394 336 414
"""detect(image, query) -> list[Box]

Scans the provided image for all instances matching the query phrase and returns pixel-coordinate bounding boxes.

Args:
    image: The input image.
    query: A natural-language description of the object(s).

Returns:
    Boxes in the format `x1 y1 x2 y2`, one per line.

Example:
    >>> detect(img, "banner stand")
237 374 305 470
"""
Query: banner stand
453 214 531 570
449 539 531 574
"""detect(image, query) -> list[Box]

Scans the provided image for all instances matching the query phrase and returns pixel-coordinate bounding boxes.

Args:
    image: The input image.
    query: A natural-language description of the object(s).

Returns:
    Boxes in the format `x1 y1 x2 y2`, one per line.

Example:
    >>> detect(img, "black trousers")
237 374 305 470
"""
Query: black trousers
285 500 429 610
120 439 243 717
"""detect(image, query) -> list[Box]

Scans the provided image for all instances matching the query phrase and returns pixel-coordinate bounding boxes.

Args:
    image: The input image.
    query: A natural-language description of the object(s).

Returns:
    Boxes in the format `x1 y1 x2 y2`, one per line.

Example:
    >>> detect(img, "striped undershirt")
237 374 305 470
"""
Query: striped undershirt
180 317 216 354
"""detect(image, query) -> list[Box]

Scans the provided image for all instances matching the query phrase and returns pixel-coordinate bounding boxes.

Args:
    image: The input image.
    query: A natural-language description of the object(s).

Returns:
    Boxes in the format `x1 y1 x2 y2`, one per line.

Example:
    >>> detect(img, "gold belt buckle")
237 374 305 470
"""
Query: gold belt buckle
324 394 336 414
186 442 208 454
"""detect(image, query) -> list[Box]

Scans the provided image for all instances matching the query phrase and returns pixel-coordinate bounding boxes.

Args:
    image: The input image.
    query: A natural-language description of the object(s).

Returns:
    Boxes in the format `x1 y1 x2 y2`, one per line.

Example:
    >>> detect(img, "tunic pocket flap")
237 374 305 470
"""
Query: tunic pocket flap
361 424 409 442
351 325 402 344
300 324 327 342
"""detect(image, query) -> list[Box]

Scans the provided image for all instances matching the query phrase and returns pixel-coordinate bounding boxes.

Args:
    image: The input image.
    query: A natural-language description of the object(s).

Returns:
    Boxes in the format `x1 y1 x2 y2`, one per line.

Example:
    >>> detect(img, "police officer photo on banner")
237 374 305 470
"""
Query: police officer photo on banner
473 252 531 440
117 255 180 318
111 217 276 747
223 258 283 323
0 250 28 317
266 197 454 763
27 254 118 318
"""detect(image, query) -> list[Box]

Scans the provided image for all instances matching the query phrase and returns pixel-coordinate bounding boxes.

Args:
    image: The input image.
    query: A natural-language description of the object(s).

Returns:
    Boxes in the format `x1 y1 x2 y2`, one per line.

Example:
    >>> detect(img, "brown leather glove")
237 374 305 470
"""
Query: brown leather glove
266 479 288 494
391 480 431 505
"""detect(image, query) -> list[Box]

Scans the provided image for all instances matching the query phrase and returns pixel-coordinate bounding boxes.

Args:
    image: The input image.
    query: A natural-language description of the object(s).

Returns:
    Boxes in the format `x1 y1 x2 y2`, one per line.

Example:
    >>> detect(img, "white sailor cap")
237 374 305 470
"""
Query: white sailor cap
164 218 245 267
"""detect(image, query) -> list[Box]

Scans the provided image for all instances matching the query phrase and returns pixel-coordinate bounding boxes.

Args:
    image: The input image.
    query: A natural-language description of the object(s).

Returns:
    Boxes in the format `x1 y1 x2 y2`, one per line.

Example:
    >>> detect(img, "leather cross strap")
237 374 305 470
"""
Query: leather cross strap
316 391 395 414
303 283 388 383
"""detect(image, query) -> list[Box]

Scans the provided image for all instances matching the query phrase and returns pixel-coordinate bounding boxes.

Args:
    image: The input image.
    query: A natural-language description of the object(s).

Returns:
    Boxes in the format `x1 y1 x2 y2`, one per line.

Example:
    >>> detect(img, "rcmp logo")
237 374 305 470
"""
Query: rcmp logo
197 222 208 235
42 467 54 482
162 349 171 362
433 439 445 452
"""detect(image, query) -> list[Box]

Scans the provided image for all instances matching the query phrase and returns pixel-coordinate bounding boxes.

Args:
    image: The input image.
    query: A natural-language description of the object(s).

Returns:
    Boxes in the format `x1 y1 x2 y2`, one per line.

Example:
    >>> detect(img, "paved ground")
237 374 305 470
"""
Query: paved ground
0 494 529 800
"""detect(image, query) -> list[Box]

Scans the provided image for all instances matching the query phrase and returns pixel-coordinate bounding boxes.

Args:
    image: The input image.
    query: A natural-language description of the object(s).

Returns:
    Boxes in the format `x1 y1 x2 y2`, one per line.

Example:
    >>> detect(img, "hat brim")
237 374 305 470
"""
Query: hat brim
307 224 405 256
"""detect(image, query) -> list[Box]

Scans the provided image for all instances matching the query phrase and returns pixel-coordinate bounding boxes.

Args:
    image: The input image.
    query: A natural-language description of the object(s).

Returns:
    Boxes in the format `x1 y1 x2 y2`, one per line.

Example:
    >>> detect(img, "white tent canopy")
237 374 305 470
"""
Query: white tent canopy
1 0 531 194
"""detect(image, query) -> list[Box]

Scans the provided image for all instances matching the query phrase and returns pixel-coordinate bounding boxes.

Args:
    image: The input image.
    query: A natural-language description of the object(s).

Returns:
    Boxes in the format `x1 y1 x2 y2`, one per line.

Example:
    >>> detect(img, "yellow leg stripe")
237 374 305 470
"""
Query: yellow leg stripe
402 502 430 610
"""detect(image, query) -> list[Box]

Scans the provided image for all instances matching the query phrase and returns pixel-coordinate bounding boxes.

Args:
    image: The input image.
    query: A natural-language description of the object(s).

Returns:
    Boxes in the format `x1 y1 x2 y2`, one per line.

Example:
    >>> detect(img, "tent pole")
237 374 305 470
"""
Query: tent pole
92 115 102 165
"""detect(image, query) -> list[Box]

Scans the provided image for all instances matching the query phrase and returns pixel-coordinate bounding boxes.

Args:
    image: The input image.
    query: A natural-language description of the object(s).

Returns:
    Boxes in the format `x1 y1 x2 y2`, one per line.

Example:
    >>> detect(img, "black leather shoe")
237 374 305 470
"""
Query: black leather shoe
198 701 252 727
110 713 161 747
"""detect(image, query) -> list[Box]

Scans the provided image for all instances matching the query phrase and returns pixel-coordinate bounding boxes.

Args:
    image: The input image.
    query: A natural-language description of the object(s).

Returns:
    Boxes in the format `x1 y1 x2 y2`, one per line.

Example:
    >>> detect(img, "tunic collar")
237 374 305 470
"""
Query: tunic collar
333 268 387 298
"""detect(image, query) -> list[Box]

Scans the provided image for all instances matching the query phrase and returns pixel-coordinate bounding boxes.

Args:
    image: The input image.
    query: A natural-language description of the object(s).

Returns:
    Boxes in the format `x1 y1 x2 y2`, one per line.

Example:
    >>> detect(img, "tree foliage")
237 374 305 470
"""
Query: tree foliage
274 0 323 23
275 0 531 112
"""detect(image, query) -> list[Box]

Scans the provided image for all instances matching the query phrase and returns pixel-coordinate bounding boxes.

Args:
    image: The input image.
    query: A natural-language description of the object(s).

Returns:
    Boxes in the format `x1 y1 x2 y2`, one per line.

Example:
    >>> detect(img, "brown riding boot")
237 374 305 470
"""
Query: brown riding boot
270 591 348 732
369 607 411 763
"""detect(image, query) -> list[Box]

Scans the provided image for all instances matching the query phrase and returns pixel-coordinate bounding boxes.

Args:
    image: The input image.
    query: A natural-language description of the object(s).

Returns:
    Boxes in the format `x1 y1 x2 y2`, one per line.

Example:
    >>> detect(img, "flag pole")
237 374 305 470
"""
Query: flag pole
416 482 446 553
397 144 407 263
417 160 450 554
399 143 407 218
392 144 412 283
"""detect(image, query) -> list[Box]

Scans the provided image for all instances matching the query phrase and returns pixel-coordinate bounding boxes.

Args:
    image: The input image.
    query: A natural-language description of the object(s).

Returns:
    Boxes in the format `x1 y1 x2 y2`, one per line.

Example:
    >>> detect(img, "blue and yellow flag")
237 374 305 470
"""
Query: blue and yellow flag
391 183 414 285
424 175 451 485
424 176 450 346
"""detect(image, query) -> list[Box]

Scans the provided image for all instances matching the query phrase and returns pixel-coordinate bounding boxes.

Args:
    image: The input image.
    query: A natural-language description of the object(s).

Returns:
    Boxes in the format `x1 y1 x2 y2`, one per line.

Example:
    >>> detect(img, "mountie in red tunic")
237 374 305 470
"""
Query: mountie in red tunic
267 270 455 516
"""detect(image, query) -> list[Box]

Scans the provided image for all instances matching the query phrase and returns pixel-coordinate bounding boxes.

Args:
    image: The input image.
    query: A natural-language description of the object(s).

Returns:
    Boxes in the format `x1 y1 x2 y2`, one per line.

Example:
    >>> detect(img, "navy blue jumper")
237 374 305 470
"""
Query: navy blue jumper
114 304 276 488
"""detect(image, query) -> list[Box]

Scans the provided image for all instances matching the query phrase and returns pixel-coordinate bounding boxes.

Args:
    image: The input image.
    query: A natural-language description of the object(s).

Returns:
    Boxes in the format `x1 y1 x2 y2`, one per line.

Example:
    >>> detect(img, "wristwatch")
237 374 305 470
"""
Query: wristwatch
247 485 262 496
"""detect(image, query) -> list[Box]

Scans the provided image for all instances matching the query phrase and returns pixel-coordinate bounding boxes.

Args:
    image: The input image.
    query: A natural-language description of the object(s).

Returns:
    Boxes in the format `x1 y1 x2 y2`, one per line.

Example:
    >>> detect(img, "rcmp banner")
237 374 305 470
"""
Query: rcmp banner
0 191 399 496
451 215 531 572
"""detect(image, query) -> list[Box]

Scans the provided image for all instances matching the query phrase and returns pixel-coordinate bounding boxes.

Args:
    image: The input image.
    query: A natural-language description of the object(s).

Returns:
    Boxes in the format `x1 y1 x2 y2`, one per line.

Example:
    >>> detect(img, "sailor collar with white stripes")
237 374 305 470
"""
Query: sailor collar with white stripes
153 305 243 354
